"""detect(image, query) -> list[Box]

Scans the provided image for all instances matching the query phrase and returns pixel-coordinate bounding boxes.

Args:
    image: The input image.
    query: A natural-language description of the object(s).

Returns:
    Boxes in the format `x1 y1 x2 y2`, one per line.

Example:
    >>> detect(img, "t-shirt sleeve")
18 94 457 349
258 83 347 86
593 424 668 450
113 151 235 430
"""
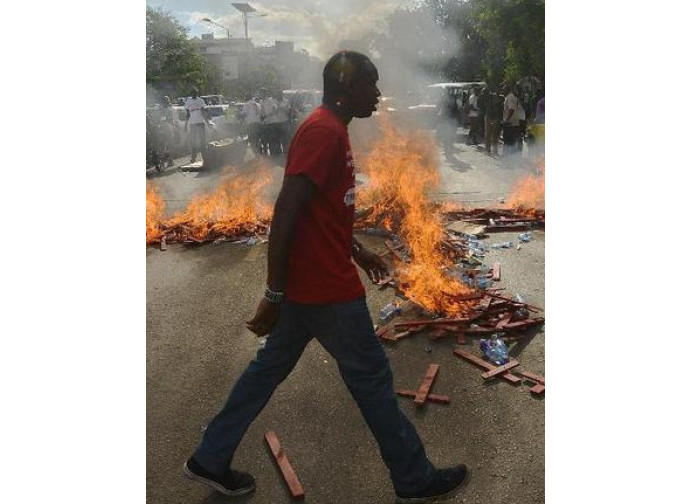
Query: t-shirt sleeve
285 125 341 190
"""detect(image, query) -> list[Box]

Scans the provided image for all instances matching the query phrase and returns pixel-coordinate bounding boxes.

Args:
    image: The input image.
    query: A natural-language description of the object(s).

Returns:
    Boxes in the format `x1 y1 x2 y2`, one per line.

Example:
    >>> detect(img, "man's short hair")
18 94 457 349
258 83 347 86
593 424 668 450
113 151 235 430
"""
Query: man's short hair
322 50 378 104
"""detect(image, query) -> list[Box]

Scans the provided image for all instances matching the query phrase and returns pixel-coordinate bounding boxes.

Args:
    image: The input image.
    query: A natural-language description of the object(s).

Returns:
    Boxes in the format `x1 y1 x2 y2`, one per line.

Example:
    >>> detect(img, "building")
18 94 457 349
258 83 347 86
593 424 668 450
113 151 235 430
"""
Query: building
190 34 321 93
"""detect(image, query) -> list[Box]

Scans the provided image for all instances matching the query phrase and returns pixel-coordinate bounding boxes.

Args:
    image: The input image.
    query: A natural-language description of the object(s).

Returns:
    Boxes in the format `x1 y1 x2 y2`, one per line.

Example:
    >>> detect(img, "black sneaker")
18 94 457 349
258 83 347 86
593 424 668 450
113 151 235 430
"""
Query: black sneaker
183 457 256 496
395 464 470 503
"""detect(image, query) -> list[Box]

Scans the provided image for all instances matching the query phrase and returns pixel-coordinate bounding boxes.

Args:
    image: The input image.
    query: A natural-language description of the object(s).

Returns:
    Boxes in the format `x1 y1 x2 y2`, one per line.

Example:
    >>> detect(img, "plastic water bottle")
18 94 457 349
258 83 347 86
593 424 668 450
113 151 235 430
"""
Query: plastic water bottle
476 276 493 290
491 241 514 249
513 293 530 319
479 335 509 365
379 302 401 322
517 232 533 243
257 336 267 349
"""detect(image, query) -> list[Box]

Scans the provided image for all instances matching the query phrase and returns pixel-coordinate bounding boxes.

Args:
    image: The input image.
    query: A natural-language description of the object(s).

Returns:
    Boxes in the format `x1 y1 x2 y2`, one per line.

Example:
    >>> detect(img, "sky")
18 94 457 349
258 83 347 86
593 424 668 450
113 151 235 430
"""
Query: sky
146 0 418 58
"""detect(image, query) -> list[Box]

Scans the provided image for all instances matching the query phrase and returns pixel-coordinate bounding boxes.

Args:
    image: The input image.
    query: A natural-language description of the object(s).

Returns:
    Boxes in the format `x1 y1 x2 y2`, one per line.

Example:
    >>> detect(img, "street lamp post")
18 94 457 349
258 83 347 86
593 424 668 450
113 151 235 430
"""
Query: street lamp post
202 17 231 39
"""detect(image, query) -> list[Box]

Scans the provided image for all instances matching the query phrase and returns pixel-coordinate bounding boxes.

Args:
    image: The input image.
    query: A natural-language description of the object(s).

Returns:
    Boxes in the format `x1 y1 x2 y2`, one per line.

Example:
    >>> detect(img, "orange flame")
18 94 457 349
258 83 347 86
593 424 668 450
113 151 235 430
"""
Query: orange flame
506 157 545 213
165 165 273 241
359 115 474 316
146 182 166 244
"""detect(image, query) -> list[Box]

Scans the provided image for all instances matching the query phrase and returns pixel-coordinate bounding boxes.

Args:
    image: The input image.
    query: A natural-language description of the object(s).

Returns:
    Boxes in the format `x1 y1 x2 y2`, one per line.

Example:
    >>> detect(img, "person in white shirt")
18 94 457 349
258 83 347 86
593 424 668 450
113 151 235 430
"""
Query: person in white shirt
259 91 278 156
262 90 291 156
184 88 211 164
516 92 526 152
241 95 263 155
467 86 480 145
502 84 520 155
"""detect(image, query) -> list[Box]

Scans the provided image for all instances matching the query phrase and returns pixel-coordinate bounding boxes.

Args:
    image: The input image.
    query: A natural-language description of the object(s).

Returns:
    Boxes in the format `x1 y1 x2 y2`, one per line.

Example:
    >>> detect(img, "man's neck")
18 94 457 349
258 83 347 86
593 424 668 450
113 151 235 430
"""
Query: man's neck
322 102 353 126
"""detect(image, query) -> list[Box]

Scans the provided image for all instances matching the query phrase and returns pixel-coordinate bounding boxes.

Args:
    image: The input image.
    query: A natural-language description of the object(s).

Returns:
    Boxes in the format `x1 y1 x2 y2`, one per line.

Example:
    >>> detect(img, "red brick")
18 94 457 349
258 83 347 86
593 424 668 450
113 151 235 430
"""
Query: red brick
453 349 522 385
414 364 440 406
264 430 305 500
481 360 519 379
396 389 450 404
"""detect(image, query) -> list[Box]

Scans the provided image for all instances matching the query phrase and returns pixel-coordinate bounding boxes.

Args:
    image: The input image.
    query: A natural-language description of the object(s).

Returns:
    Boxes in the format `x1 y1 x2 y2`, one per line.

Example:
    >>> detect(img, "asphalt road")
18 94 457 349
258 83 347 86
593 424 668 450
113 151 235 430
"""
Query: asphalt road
146 125 545 504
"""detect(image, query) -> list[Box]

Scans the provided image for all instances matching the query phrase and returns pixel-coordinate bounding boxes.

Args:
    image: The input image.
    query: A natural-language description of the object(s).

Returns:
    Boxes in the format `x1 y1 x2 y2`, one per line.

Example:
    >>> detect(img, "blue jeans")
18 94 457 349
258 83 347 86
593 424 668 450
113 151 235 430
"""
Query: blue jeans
193 296 435 493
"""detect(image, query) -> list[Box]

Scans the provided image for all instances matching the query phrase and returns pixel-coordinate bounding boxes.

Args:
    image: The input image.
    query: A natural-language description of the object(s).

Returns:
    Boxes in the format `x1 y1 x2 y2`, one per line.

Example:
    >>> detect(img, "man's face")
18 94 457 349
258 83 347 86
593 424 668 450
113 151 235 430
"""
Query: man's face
348 66 381 119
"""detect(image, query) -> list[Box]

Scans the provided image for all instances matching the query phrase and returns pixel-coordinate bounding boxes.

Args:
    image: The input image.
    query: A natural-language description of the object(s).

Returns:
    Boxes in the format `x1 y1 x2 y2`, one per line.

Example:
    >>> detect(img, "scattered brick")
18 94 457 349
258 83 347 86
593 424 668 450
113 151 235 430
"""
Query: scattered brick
264 430 305 500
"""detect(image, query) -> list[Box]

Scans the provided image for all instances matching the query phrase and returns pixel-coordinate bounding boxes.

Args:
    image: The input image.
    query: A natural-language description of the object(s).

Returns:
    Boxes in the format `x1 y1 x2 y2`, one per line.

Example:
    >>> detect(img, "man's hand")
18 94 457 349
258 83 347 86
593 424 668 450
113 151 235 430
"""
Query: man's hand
246 298 281 336
353 246 390 284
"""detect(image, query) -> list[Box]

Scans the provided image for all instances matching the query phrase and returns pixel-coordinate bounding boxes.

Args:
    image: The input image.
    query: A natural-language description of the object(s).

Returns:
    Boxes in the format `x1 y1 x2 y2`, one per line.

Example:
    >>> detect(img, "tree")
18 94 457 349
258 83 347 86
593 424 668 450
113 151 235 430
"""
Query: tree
373 0 544 89
469 0 544 86
146 6 209 99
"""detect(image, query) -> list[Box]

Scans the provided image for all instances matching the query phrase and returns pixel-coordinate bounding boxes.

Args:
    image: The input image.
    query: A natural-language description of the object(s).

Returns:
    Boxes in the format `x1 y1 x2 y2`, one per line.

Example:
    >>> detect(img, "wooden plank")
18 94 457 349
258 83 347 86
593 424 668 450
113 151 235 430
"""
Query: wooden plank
453 349 521 385
492 261 500 281
496 314 512 329
396 389 450 404
481 360 519 379
264 431 305 500
483 291 542 312
414 364 440 406
394 317 470 330
529 384 545 395
518 371 545 385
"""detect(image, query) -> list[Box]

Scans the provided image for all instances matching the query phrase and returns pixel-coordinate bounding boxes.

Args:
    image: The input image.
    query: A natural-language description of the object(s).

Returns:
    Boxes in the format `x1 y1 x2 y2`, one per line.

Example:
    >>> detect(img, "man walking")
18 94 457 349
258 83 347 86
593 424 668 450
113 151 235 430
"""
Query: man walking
183 50 470 504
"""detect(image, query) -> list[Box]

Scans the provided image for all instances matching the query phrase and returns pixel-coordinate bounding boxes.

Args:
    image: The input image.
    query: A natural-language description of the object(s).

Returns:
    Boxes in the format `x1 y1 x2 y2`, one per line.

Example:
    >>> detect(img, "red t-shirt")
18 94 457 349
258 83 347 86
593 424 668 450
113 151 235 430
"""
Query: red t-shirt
283 106 365 304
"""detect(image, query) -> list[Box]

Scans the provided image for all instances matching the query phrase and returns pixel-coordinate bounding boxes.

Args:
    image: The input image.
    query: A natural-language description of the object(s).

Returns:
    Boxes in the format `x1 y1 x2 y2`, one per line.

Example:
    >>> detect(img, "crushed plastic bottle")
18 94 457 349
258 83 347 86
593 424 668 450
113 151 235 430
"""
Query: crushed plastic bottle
479 334 509 365
513 293 530 319
517 232 533 243
379 302 402 322
476 276 493 290
491 241 514 249
257 336 267 349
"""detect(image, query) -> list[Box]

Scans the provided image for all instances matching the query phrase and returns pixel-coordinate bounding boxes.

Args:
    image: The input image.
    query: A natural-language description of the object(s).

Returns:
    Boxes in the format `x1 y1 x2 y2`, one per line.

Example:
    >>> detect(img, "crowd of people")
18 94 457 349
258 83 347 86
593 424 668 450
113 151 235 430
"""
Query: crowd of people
441 83 545 157
147 81 544 172
239 89 294 158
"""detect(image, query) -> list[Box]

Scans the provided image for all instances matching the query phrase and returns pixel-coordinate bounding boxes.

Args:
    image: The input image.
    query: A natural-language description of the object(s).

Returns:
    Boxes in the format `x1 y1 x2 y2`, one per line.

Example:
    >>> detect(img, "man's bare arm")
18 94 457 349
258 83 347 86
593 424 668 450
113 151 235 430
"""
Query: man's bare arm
266 174 316 291
246 174 316 336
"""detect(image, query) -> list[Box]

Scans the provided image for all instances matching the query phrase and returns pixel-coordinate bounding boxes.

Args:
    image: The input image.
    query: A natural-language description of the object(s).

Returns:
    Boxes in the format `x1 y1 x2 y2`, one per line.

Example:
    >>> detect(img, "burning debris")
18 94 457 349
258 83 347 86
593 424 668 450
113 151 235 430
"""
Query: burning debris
146 166 273 245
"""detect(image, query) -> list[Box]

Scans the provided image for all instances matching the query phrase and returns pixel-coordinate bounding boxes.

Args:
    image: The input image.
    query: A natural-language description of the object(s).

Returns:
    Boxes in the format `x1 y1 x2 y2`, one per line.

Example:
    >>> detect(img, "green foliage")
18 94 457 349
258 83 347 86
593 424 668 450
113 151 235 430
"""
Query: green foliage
146 6 209 97
376 0 544 89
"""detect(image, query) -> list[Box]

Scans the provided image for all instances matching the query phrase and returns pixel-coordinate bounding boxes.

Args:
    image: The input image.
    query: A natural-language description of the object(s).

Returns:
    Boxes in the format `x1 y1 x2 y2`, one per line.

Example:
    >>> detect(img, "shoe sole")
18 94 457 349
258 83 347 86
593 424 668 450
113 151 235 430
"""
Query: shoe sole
183 462 256 496
395 469 471 504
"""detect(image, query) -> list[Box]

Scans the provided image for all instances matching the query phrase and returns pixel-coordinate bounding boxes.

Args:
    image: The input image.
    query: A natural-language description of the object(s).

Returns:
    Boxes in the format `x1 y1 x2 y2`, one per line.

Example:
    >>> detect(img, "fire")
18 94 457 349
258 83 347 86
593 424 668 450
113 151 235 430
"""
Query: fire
146 182 166 244
359 116 475 316
506 157 545 214
165 165 273 241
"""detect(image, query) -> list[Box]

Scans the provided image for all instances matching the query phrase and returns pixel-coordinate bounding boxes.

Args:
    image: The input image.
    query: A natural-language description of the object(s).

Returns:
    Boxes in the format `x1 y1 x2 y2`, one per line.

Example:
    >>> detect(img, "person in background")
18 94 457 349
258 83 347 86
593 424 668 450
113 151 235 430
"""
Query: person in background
516 91 527 153
183 50 470 504
272 90 292 155
184 87 211 164
241 94 263 155
534 89 545 124
484 90 503 156
259 89 274 156
466 85 481 145
262 90 290 156
501 83 520 155
477 87 487 142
